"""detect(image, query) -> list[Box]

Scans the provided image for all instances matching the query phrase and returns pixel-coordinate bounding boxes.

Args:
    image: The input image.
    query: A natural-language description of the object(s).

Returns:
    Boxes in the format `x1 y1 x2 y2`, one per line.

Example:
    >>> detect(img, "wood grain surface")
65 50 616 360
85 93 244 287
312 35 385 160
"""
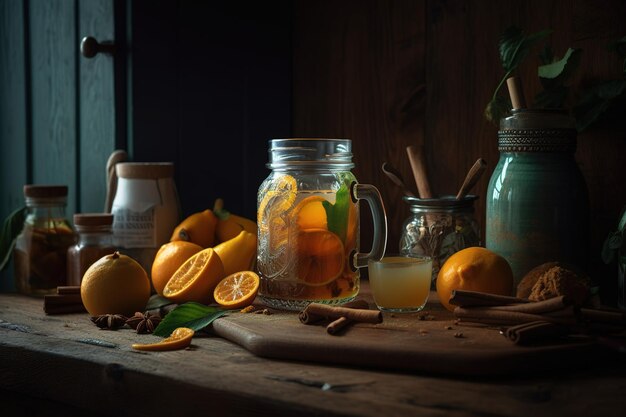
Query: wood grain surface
2 290 626 417
293 0 626 302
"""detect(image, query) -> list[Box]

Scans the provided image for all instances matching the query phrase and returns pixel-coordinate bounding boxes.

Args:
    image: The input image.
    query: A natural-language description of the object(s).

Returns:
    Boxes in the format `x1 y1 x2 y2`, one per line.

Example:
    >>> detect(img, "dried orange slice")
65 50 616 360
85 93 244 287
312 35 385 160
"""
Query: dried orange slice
213 271 260 309
296 228 345 286
257 174 297 229
257 174 297 278
162 248 224 303
132 327 194 351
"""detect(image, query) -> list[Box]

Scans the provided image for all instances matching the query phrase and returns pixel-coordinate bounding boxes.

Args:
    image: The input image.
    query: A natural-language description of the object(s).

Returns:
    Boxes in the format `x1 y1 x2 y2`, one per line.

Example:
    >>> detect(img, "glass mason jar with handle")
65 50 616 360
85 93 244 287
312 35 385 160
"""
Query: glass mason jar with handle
257 138 387 310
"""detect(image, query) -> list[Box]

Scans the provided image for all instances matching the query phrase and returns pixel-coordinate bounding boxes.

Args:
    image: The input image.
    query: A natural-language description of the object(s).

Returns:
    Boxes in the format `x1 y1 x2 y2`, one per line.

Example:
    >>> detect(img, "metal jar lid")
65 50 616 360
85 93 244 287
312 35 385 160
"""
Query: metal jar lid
23 185 68 198
403 195 478 213
73 213 114 227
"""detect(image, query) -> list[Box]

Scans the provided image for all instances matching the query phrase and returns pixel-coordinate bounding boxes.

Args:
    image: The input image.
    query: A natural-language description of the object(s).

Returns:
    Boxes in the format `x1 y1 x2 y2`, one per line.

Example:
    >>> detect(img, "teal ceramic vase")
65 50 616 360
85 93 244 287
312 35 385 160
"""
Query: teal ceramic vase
485 109 590 288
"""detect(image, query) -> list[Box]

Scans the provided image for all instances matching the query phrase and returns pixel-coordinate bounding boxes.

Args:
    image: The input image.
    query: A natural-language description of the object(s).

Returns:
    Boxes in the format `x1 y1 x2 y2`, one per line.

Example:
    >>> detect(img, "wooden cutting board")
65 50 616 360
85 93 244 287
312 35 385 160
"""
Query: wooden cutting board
211 292 608 376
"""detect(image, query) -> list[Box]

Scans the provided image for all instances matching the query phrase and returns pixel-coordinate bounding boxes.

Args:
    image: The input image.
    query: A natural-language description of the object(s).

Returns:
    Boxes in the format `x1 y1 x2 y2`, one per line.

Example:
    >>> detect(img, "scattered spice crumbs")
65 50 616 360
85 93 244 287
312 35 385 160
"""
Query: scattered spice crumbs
445 326 453 330
240 305 256 314
255 308 272 315
454 332 464 338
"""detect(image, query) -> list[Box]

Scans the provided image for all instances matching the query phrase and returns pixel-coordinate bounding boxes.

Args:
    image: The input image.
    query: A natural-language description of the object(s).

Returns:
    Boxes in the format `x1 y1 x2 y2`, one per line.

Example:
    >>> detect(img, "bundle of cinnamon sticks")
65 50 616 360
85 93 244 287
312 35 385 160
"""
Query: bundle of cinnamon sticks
43 286 86 315
450 290 626 345
299 300 382 335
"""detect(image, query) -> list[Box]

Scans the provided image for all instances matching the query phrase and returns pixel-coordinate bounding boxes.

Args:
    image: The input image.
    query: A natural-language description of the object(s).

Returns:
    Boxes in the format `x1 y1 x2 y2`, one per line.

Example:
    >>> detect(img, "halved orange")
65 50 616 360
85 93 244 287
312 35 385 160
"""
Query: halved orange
131 327 194 351
294 195 327 230
213 271 260 309
162 248 224 303
296 228 345 286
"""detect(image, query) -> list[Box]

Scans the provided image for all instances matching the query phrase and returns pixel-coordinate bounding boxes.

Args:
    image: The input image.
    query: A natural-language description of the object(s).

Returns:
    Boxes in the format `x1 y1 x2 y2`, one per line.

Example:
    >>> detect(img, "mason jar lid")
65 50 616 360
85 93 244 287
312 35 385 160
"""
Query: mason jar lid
403 195 478 212
23 185 68 198
74 213 114 227
267 138 354 170
116 162 174 179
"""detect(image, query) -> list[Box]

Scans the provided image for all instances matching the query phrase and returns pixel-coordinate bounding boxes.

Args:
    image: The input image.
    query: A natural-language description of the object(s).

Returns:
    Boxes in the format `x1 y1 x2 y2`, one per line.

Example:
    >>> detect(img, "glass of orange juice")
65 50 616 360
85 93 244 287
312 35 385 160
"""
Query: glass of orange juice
368 254 432 313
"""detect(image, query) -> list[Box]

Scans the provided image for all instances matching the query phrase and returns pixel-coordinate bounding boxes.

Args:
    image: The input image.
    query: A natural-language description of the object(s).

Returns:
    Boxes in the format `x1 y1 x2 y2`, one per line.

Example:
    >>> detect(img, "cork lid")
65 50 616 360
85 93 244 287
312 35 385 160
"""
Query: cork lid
23 185 68 198
73 213 114 227
116 162 174 179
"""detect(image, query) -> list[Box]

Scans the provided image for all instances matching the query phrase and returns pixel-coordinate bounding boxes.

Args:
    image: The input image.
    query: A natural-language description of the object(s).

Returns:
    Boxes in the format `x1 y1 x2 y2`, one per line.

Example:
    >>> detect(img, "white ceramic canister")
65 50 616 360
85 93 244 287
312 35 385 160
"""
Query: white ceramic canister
111 163 181 272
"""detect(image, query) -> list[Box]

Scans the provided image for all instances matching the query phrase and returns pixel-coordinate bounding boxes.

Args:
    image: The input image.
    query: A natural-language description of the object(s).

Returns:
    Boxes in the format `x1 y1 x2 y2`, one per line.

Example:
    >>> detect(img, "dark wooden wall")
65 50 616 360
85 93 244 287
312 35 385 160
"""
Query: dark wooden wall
293 0 626 301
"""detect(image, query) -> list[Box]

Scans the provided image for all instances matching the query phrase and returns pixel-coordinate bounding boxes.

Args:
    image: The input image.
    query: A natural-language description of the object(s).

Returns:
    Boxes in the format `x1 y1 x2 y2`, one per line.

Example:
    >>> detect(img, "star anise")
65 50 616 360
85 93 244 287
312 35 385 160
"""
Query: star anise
90 314 128 330
125 312 162 334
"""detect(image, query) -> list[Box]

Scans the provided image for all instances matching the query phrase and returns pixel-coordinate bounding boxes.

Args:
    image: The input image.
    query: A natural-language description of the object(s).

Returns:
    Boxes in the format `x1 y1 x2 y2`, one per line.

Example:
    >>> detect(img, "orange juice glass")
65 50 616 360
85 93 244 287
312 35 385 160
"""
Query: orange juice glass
368 255 432 312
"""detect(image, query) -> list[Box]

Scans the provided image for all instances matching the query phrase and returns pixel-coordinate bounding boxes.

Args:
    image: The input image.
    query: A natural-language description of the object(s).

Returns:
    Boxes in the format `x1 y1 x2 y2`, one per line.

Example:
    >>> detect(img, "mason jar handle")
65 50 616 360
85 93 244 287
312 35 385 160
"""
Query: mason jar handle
352 183 387 268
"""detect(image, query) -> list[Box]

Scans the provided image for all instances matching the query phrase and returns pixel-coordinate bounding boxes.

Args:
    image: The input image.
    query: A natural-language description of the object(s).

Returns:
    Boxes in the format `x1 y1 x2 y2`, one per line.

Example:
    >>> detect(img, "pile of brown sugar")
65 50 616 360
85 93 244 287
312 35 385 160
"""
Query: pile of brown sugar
517 262 591 306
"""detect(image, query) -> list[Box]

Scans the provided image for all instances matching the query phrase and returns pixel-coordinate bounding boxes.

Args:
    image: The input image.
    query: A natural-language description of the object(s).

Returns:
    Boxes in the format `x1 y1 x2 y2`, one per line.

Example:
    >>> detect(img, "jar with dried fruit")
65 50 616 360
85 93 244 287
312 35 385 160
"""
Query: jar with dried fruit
67 213 116 286
14 185 77 296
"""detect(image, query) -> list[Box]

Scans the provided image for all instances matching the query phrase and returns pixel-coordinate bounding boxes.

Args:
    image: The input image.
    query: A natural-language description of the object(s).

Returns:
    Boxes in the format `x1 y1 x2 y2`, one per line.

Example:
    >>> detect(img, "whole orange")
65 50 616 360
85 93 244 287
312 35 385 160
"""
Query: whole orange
151 241 203 296
436 247 513 311
81 251 151 316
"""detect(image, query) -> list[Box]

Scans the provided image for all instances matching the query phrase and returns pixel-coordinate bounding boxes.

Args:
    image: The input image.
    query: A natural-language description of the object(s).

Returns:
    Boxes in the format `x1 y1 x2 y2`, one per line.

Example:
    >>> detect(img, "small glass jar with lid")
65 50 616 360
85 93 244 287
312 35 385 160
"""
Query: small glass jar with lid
13 185 77 296
399 195 480 286
67 213 116 286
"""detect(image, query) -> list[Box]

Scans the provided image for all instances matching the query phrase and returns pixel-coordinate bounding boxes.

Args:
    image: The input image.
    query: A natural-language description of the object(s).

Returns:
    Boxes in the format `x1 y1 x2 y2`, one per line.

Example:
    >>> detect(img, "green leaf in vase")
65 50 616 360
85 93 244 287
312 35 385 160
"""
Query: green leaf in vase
153 302 228 337
322 182 350 244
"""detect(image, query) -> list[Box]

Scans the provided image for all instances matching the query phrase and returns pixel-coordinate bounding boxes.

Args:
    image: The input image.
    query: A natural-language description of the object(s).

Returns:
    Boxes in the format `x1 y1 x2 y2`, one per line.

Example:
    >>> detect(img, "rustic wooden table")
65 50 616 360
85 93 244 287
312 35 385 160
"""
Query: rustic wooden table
1 286 625 417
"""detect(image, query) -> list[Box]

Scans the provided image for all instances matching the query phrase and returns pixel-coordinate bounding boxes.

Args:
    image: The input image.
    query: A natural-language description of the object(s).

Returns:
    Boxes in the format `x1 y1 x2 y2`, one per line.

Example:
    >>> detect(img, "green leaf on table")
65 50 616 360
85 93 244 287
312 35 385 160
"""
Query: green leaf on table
322 182 350 244
0 207 27 271
145 294 175 310
153 302 228 337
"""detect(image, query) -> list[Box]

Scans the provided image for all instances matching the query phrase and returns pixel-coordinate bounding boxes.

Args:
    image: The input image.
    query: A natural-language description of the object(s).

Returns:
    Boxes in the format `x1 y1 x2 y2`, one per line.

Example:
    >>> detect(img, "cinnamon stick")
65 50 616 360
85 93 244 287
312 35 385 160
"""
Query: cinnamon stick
453 306 577 326
489 296 571 315
299 299 369 324
406 145 433 198
300 303 382 325
43 294 83 305
326 317 351 335
57 286 81 295
43 303 87 315
449 290 529 307
505 321 570 345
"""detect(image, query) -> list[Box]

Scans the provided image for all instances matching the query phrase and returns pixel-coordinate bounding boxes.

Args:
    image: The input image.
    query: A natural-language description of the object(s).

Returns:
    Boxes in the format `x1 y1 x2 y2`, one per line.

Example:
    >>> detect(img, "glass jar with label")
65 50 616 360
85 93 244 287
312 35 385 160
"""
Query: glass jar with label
14 185 77 296
111 163 181 272
257 138 388 310
400 195 480 286
67 213 116 286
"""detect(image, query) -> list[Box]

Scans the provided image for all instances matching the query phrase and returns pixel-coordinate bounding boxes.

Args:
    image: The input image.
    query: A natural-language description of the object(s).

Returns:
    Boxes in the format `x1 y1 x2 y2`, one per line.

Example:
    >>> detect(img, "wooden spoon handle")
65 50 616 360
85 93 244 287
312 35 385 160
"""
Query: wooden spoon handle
406 145 433 199
104 149 128 213
456 158 487 200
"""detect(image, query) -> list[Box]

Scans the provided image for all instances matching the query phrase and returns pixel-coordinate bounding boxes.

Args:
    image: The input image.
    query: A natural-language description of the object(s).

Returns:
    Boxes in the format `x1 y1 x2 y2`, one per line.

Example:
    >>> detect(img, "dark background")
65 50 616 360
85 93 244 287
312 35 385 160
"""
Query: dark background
1 0 625 302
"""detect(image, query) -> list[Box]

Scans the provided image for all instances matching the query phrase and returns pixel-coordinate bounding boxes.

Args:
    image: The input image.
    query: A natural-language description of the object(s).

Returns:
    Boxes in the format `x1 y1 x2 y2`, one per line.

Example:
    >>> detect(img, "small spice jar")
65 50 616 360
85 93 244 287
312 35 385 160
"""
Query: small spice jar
399 195 480 286
13 185 77 296
67 213 116 286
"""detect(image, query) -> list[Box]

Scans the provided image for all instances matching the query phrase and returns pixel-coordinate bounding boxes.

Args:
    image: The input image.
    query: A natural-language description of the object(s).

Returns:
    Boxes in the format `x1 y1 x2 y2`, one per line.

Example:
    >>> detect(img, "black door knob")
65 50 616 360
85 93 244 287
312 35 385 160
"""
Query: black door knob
80 36 116 58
